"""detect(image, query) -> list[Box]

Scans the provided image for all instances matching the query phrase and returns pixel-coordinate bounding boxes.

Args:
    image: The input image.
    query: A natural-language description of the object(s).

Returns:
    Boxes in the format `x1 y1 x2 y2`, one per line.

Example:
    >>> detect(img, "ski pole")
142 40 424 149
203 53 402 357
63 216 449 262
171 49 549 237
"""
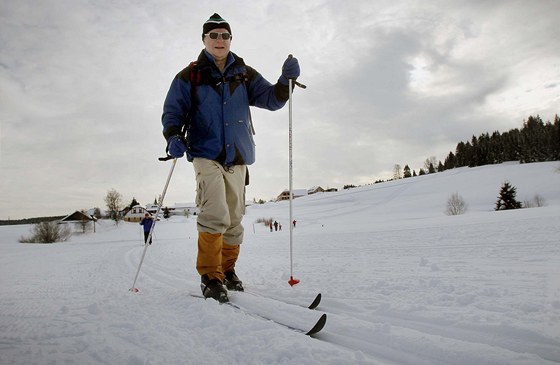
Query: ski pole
288 77 299 287
130 157 178 292
287 58 306 287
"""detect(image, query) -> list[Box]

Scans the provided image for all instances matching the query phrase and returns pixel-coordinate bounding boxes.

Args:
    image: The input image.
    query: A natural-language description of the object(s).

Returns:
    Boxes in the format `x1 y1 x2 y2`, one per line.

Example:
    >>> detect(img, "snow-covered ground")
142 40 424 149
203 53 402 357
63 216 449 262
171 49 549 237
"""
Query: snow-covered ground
1 161 559 365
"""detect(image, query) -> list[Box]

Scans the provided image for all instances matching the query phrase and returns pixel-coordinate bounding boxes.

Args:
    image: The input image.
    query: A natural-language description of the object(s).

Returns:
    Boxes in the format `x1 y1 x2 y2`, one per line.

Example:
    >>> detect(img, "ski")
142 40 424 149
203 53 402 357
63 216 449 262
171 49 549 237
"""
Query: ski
305 313 327 335
308 293 322 310
190 292 327 336
227 301 327 336
244 290 322 310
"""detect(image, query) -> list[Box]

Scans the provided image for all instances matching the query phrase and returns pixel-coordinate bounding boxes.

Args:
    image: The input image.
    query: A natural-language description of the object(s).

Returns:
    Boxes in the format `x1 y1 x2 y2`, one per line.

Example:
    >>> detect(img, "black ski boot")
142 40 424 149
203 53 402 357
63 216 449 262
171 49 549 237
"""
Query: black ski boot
201 275 229 303
224 271 244 292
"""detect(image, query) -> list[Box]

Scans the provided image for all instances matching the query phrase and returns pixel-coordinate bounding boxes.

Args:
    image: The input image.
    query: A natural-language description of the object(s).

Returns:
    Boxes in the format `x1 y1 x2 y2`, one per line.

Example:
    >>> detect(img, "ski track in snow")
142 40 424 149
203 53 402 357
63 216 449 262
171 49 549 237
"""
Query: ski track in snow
1 162 560 364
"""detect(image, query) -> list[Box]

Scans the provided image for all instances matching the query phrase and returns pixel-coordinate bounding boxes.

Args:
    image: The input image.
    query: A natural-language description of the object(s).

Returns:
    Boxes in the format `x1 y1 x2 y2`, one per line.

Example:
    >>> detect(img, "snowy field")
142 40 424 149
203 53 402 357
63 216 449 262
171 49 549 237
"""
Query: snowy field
1 161 559 365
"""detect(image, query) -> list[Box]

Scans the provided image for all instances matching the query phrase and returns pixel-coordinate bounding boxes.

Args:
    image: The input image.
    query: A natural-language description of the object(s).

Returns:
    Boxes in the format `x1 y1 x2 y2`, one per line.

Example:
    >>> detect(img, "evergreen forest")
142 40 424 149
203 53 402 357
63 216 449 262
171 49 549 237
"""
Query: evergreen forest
442 115 560 170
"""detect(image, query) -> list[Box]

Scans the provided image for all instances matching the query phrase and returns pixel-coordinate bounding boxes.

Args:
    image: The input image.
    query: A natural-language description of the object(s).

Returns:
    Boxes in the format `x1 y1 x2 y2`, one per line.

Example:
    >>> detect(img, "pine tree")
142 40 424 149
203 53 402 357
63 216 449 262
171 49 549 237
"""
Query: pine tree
403 165 412 178
495 181 523 210
444 151 456 170
428 163 436 174
129 197 139 210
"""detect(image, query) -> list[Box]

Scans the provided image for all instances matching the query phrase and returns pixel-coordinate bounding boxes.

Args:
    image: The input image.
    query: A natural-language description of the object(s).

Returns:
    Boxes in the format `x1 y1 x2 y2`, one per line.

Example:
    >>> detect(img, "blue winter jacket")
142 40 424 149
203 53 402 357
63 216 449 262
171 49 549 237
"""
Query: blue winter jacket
162 50 290 166
139 217 153 233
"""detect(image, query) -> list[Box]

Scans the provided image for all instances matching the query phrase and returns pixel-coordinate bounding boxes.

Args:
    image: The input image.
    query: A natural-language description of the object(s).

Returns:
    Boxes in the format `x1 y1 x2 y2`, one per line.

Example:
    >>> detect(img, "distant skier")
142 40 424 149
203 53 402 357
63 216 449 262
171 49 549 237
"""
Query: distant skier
274 221 279 231
139 213 154 245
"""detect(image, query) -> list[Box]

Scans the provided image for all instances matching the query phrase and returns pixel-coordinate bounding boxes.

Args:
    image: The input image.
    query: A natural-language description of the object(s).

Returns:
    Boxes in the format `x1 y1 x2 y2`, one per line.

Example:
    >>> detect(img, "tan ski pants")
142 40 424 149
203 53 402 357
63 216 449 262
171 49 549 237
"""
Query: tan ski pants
193 158 246 280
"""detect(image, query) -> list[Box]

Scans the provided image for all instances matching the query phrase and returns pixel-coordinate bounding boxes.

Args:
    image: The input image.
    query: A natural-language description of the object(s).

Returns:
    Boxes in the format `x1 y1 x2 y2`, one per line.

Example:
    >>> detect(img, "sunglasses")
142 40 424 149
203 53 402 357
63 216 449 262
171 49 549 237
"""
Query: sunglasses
205 32 232 40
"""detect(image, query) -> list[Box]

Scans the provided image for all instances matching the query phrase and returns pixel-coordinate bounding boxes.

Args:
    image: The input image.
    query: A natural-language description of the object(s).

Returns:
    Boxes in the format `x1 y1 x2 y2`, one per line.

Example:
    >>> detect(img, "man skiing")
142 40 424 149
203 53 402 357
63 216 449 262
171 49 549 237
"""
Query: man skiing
139 213 153 245
161 13 300 303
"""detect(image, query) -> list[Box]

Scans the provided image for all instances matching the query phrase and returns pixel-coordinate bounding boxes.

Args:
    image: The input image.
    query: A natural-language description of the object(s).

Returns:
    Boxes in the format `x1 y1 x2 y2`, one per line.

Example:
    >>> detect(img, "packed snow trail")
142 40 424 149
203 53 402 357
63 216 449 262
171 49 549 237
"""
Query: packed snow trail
131 214 560 365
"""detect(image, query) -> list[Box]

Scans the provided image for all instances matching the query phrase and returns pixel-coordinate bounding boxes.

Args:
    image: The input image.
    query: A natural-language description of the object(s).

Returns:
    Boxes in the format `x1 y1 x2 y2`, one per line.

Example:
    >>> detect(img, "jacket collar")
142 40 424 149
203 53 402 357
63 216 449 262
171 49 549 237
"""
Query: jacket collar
199 49 243 74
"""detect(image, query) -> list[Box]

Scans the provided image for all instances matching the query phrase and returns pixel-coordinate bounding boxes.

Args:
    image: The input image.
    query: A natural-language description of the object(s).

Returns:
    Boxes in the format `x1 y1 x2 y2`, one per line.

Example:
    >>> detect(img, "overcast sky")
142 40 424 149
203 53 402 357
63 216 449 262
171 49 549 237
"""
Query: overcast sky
1 0 558 219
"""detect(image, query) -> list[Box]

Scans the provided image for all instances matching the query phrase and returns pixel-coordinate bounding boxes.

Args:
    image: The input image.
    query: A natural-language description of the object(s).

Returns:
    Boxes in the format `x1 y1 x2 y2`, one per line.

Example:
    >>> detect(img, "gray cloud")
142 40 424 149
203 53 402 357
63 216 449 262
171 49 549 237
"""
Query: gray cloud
1 0 558 219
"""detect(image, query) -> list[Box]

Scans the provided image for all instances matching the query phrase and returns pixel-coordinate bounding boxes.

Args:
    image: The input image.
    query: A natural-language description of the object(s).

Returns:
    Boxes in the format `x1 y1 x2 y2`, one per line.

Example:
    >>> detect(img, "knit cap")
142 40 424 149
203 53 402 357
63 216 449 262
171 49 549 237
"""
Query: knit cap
202 13 232 39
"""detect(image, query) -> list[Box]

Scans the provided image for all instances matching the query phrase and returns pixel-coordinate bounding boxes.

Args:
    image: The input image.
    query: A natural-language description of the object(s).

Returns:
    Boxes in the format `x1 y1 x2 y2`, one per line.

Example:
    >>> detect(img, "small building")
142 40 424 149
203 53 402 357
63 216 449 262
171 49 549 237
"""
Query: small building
308 186 325 195
145 204 158 214
60 211 97 233
60 211 97 223
123 205 151 222
145 203 198 216
170 203 198 216
276 189 308 201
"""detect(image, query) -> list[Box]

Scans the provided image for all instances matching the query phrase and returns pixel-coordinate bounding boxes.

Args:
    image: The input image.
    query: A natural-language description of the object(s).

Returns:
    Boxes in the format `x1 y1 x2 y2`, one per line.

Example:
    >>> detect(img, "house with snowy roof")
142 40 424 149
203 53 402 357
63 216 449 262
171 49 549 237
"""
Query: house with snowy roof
276 189 308 201
60 210 97 223
145 203 198 216
59 211 97 233
123 205 151 222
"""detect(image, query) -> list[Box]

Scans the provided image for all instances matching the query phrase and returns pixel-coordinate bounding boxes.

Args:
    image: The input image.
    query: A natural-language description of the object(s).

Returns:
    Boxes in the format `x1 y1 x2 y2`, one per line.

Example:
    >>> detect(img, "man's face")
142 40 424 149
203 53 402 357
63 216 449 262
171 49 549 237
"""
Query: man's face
203 28 231 61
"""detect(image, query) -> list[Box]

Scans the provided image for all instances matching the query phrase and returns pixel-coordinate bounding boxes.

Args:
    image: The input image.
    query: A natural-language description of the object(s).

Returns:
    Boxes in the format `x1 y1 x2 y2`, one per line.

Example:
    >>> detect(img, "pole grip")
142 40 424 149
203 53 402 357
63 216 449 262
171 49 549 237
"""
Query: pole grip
158 155 174 161
287 54 307 89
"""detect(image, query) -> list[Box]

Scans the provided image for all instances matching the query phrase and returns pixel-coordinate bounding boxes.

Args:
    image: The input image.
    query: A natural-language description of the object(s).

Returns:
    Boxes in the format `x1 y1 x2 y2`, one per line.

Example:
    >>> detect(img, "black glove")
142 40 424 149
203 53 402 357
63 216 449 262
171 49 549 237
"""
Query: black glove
167 135 187 158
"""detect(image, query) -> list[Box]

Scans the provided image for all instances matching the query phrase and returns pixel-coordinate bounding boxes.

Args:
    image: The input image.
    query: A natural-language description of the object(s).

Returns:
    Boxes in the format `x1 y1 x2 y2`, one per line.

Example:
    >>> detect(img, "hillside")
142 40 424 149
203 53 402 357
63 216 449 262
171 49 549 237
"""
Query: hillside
1 161 559 365
248 161 560 232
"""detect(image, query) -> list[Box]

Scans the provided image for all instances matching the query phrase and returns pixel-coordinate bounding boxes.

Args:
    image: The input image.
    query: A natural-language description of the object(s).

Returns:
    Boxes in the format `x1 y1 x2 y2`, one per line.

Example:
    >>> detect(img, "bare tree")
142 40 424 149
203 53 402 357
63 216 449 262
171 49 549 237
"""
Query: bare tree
19 221 72 243
446 192 468 215
105 188 124 224
92 207 102 219
524 194 547 208
533 194 546 207
393 164 402 180
424 156 437 172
